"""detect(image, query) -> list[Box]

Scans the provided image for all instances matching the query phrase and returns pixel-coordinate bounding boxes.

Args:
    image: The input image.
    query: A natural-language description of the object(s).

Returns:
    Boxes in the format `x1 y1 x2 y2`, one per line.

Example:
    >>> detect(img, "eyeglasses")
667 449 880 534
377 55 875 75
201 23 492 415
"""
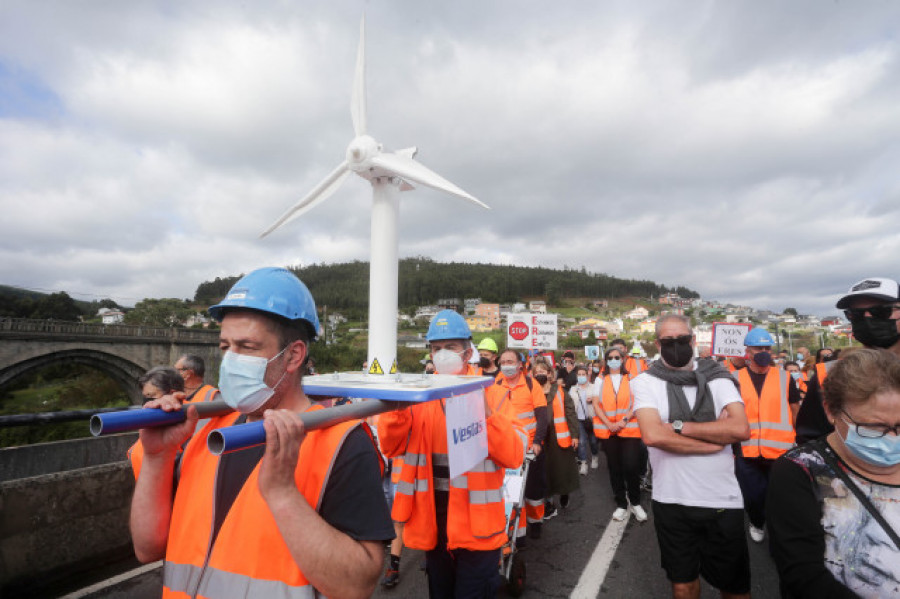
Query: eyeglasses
841 410 900 439
658 335 692 347
843 304 900 322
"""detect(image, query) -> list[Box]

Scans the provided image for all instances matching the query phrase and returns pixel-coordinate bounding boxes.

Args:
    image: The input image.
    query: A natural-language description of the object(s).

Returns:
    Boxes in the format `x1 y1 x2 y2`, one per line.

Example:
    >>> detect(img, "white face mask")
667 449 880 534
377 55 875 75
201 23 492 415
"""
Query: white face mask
432 348 465 375
218 347 288 413
500 364 519 378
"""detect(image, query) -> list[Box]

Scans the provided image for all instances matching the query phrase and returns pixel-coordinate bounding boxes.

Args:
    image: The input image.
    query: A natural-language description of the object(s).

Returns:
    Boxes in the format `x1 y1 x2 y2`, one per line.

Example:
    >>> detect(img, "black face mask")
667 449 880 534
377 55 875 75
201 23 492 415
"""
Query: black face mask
752 351 773 368
479 356 494 369
660 342 693 368
534 374 549 385
852 317 900 349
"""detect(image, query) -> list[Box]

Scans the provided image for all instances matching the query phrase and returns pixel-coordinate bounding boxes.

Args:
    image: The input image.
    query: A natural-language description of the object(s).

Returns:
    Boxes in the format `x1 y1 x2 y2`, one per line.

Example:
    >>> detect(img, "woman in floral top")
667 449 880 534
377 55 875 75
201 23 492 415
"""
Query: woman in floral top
767 349 900 598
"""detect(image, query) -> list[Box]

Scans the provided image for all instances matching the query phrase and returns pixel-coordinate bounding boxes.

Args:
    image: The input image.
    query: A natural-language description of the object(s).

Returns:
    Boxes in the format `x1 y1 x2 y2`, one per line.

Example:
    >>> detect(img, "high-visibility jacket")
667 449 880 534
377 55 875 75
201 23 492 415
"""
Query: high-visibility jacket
486 374 547 445
161 406 366 598
377 397 526 552
815 362 831 386
735 368 795 459
625 356 647 378
390 456 404 484
128 385 220 478
788 376 807 396
592 375 641 439
547 385 572 448
185 384 218 404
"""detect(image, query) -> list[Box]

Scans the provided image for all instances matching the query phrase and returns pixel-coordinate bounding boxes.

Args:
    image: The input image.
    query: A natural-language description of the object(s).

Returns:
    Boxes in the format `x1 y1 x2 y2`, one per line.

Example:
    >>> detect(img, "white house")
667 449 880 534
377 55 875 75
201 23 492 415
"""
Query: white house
99 309 125 325
624 305 650 320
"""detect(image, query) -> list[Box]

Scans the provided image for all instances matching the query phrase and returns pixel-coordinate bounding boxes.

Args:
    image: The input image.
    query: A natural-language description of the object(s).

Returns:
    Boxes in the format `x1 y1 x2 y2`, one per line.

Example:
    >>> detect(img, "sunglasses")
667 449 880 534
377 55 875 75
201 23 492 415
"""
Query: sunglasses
843 304 900 322
658 334 692 347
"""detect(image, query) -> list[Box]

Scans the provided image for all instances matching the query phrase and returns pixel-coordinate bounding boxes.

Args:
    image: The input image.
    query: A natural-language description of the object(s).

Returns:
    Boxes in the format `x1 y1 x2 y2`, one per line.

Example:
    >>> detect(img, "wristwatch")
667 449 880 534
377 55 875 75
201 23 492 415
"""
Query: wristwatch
672 420 684 434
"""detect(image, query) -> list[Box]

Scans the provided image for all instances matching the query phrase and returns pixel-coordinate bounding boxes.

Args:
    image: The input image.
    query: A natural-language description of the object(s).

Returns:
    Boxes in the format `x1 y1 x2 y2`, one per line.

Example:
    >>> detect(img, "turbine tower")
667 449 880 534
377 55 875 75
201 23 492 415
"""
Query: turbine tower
261 17 488 377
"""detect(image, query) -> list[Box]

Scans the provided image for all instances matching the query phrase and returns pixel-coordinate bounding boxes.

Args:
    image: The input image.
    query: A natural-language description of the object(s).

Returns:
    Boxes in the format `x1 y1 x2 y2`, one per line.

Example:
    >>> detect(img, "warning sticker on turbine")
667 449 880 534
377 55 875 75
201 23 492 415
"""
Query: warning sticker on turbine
389 360 398 374
368 359 384 375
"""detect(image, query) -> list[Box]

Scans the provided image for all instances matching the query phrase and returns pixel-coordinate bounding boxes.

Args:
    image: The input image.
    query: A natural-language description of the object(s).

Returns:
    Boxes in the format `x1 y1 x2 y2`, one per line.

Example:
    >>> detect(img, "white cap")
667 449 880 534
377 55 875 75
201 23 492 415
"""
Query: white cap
836 278 900 309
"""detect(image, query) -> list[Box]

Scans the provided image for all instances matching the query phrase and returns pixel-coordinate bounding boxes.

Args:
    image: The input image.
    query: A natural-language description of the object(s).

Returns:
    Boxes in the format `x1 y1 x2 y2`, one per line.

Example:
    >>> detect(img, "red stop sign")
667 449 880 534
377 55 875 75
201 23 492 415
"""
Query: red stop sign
509 321 529 341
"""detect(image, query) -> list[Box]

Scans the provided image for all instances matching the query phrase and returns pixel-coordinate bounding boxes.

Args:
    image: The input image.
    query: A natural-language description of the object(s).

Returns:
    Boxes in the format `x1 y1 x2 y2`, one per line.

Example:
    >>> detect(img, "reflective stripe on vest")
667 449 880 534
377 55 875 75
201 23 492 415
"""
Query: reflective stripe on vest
166 562 316 599
737 368 795 459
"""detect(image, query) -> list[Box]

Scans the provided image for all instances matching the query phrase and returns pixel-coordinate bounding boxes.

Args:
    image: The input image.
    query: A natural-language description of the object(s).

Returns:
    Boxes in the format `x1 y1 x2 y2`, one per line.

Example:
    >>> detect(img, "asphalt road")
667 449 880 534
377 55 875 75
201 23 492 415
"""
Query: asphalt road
76 451 782 598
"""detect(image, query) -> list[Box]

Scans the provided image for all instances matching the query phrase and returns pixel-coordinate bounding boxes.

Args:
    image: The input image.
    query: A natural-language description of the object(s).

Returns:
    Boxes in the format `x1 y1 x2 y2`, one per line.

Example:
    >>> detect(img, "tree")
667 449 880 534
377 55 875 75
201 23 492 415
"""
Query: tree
124 298 195 327
783 307 798 317
30 292 82 321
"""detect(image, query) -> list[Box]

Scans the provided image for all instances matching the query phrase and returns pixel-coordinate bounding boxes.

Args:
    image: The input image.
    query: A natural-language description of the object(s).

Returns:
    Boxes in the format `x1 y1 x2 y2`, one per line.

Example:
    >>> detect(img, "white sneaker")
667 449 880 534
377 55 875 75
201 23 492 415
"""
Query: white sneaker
631 504 648 522
579 461 589 476
749 524 766 543
591 455 600 469
612 507 628 521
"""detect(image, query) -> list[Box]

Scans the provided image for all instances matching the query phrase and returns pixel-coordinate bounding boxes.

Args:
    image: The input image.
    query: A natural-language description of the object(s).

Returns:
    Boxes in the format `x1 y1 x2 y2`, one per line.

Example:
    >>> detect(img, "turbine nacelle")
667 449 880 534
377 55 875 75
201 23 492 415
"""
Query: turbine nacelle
346 135 382 174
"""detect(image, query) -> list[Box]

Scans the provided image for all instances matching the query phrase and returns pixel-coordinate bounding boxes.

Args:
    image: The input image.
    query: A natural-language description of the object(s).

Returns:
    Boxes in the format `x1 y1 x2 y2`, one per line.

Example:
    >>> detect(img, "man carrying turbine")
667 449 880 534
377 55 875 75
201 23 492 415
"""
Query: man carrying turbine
378 310 527 599
130 267 393 598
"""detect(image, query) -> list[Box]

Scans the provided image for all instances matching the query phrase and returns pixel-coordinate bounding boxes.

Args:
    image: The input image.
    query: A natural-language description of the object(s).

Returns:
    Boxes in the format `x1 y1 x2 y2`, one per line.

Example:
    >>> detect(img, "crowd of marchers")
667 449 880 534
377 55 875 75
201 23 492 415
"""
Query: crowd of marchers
127 272 900 599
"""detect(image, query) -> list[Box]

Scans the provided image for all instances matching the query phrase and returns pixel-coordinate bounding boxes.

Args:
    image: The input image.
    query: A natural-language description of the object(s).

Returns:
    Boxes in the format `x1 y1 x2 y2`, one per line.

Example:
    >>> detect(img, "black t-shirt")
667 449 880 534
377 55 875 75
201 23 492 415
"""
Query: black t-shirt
210 424 395 546
767 444 866 598
794 375 834 444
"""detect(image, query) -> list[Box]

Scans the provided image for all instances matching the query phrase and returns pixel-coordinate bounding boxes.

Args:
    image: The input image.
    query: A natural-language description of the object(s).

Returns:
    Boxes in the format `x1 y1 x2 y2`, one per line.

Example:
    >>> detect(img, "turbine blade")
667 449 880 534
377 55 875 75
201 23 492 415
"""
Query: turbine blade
259 162 351 238
351 17 367 137
370 153 489 209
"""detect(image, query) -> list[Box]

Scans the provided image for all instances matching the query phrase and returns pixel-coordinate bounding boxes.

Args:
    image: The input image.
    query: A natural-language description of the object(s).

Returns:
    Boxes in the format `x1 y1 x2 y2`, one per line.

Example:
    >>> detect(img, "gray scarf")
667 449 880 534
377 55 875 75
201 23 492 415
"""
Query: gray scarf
647 359 738 423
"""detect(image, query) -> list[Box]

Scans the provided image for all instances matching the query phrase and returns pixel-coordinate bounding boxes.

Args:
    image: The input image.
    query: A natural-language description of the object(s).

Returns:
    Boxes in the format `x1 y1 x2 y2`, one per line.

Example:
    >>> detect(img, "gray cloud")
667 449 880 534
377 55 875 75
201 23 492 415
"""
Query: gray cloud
1 0 898 317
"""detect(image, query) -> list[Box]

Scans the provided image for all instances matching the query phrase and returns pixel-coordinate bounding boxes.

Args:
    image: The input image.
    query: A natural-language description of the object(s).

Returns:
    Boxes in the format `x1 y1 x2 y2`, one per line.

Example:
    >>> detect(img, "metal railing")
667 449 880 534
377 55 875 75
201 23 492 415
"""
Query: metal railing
0 318 219 342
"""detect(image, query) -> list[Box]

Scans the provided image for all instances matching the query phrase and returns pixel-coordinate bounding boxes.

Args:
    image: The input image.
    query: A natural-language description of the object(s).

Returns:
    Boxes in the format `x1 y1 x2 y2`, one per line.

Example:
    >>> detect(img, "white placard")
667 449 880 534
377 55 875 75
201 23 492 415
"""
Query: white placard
710 322 752 357
507 313 558 350
444 389 489 479
584 345 600 360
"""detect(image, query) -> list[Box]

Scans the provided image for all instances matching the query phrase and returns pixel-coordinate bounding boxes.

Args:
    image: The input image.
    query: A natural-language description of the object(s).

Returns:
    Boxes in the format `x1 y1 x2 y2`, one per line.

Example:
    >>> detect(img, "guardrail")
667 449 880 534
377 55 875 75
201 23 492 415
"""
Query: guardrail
0 318 219 342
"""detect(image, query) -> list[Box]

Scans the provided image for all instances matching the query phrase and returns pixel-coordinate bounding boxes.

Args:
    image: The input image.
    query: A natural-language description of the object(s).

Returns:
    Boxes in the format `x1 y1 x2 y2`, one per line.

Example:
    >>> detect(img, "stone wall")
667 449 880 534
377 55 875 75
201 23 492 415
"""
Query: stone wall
0 433 138 482
0 461 136 594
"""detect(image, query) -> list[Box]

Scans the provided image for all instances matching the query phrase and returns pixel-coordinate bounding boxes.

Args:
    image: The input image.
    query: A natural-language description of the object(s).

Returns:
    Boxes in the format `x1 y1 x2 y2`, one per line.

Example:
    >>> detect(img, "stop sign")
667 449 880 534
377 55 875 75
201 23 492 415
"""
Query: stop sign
509 321 529 341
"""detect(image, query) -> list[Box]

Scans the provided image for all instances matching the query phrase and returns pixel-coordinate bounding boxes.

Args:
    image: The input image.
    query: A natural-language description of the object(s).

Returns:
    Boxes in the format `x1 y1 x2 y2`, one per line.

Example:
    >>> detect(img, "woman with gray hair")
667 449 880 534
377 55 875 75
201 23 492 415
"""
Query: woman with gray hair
767 349 900 598
138 366 184 401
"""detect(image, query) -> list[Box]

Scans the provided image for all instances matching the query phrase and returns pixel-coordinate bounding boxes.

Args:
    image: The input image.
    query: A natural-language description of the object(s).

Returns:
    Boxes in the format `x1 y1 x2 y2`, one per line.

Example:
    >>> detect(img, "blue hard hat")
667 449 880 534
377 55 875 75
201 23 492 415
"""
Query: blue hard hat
426 310 472 341
744 328 775 347
208 267 320 339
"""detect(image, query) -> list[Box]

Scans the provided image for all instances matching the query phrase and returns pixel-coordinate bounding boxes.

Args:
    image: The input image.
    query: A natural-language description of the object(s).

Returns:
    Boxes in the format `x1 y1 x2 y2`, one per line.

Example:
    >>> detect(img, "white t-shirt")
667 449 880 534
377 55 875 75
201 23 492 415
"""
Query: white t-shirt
631 367 744 509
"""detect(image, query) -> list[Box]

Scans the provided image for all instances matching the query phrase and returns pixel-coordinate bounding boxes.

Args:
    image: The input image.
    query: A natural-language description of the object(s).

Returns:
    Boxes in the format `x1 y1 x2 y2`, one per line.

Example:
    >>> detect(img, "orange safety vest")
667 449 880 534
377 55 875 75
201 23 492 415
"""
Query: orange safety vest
185 384 218 404
815 362 831 386
592 375 641 439
161 406 366 598
377 397 526 552
548 385 572 448
735 368 795 459
725 360 737 373
486 374 547 445
625 356 647 378
390 455 404 484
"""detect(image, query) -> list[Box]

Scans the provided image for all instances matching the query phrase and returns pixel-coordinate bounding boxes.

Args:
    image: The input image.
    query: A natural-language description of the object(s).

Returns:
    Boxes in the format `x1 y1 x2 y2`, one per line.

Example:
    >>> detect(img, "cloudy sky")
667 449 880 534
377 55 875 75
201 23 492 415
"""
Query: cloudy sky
2 1 898 317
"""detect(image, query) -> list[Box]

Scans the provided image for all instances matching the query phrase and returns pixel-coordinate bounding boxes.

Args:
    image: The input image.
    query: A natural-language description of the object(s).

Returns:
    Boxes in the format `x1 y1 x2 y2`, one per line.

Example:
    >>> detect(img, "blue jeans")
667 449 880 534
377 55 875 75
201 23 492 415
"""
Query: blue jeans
577 418 599 462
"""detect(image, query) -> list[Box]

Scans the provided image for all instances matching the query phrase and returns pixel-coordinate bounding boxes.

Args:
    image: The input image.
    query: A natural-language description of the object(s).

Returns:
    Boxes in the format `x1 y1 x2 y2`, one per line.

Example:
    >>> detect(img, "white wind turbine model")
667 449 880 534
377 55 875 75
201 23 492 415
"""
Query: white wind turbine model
261 18 488 377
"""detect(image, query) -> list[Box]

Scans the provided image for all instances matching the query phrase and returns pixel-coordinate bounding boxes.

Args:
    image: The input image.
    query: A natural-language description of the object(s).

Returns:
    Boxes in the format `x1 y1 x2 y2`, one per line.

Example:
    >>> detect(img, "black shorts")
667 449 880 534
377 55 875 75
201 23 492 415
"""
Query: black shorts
651 500 750 594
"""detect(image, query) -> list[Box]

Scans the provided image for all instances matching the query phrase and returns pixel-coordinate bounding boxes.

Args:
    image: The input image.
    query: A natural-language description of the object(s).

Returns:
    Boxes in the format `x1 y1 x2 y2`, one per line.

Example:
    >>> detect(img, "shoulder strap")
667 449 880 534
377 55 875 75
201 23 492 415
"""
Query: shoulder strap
525 375 533 391
819 442 900 551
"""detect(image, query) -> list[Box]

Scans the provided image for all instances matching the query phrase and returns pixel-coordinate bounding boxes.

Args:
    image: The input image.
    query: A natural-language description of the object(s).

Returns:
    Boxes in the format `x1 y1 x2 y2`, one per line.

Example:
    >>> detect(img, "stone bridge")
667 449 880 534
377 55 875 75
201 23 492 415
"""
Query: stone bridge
0 318 221 404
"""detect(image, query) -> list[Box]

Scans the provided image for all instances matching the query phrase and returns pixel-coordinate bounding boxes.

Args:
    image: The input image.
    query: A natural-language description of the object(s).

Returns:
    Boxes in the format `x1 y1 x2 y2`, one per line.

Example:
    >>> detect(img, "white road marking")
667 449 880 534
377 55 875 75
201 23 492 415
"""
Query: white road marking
570 512 631 599
58 560 162 599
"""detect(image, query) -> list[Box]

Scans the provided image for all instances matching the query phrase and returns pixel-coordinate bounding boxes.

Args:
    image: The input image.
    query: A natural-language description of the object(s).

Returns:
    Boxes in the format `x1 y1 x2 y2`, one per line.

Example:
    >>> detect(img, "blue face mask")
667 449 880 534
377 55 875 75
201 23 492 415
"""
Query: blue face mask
606 359 622 371
790 371 802 381
219 347 288 413
577 375 588 385
839 416 900 467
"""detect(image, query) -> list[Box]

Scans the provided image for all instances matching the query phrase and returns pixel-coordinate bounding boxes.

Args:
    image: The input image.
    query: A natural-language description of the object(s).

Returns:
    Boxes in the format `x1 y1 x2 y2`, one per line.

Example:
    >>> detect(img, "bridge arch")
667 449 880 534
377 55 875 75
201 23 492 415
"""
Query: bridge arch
0 348 146 405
